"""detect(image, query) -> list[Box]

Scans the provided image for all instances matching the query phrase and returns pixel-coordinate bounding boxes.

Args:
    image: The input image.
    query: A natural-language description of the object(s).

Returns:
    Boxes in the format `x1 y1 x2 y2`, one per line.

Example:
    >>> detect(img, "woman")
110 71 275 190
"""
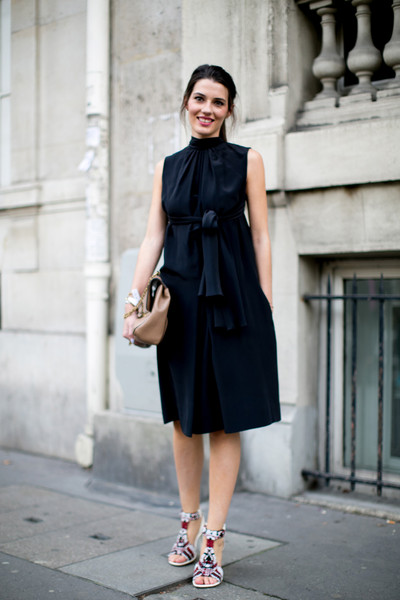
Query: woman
123 64 280 588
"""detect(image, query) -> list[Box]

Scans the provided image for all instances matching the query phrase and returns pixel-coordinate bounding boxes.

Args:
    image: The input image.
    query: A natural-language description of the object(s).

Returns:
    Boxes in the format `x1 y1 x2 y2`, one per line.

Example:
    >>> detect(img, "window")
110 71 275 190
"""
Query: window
303 262 400 494
343 278 400 475
328 265 400 490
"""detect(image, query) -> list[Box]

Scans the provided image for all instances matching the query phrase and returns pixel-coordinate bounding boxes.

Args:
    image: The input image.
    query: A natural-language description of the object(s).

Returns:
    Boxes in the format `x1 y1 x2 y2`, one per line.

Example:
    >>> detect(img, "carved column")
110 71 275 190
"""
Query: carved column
383 0 400 86
312 6 345 98
347 0 382 96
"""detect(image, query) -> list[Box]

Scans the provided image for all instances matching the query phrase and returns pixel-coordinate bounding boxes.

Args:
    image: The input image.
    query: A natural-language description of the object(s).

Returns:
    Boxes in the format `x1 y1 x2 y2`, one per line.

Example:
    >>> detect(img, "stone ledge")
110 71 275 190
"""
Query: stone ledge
285 117 400 190
294 490 400 522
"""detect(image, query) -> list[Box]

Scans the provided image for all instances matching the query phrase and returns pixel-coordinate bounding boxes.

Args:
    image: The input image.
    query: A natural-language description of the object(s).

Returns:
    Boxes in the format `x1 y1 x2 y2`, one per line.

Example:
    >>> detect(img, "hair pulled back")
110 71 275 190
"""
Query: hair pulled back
180 64 237 142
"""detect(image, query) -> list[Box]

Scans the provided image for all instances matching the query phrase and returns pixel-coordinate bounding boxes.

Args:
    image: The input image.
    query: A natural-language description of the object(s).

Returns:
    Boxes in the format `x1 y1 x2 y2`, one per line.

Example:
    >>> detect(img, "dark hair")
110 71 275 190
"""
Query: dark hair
180 64 237 142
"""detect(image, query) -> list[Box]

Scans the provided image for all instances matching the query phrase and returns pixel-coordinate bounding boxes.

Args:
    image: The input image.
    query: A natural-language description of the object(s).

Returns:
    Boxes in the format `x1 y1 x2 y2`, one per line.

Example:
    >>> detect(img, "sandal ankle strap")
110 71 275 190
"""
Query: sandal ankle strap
180 509 202 525
202 523 226 542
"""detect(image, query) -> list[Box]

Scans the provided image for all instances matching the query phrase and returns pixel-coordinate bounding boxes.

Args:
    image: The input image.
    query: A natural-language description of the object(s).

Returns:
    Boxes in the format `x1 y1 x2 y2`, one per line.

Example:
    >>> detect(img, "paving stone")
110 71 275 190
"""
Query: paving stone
0 485 64 513
61 531 280 597
0 552 133 600
0 510 178 568
0 488 126 543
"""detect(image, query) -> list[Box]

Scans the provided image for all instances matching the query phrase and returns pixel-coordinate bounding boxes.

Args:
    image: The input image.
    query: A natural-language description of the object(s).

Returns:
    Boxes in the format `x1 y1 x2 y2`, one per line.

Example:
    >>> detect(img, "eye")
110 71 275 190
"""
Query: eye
194 95 204 101
214 100 224 106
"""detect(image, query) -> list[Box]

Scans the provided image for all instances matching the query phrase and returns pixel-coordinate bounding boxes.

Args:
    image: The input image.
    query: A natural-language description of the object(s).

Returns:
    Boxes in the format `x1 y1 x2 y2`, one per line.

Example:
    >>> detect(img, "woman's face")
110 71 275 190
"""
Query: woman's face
186 78 231 139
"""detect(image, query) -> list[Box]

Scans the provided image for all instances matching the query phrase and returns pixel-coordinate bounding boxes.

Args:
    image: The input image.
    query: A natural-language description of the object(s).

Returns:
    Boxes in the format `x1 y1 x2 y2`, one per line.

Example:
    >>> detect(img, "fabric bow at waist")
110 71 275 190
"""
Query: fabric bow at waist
168 205 247 330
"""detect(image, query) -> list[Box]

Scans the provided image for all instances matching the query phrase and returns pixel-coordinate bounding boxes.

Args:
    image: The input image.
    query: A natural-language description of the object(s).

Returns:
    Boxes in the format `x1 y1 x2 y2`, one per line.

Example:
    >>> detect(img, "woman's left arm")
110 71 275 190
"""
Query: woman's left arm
246 149 273 310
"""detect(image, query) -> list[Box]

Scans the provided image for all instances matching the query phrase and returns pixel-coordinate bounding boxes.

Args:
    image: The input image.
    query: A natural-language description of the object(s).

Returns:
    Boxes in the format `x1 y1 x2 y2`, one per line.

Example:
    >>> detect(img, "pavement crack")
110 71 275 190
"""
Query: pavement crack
135 578 190 599
225 580 289 600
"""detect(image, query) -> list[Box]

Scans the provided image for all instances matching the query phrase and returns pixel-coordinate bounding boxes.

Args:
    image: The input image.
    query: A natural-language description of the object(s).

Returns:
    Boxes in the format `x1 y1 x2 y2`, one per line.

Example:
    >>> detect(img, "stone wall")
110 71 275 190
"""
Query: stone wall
0 0 87 459
110 0 182 265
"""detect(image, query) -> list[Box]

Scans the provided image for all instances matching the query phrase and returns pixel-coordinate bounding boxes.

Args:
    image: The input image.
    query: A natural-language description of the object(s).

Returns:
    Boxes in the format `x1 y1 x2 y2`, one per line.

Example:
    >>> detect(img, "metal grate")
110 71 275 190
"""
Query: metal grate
302 274 400 496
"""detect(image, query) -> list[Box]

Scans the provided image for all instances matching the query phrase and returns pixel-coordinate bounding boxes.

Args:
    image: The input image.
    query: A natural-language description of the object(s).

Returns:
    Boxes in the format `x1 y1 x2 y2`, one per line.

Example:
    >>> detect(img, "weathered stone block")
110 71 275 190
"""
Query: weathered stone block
40 177 85 205
39 11 86 179
93 412 177 493
11 0 36 32
38 0 86 26
285 118 400 190
0 331 86 460
11 27 36 183
38 206 85 270
2 270 85 333
0 184 39 209
2 215 38 271
287 183 400 255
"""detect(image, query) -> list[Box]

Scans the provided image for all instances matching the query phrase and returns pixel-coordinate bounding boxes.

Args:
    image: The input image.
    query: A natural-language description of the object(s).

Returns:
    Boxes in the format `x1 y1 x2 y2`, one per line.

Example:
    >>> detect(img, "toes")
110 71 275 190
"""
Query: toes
170 554 185 564
194 575 218 586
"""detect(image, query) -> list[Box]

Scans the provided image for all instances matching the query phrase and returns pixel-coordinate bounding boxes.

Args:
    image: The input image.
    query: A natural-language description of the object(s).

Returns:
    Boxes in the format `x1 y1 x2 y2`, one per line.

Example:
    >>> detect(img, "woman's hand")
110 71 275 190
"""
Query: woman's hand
122 306 139 344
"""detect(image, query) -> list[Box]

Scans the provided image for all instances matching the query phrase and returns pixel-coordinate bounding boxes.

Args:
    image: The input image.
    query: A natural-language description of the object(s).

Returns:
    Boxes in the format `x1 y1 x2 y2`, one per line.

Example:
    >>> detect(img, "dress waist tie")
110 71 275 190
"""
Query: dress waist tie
168 205 247 330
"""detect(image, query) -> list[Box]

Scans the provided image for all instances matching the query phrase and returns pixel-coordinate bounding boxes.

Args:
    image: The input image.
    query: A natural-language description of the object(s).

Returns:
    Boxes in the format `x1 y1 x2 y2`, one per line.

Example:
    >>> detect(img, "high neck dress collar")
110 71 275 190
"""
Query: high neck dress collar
189 136 224 150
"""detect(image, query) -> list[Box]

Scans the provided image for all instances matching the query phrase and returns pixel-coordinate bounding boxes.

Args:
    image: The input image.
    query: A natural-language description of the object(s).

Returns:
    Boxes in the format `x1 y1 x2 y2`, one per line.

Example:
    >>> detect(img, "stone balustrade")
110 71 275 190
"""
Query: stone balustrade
297 0 400 101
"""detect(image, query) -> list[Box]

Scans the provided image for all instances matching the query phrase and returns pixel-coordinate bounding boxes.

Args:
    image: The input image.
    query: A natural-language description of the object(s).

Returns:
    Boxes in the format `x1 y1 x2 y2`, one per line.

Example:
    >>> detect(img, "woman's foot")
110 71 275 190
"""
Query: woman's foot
168 510 203 566
192 525 225 588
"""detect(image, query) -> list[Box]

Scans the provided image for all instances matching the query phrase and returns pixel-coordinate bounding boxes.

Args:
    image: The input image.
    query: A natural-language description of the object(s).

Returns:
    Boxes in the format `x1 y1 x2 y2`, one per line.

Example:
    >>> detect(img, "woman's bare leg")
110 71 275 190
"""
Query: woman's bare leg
195 430 241 585
169 420 204 564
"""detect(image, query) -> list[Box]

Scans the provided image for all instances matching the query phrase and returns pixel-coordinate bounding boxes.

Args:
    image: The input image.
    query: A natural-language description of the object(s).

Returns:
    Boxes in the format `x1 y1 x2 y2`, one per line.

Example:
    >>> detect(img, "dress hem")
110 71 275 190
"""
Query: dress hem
163 416 281 438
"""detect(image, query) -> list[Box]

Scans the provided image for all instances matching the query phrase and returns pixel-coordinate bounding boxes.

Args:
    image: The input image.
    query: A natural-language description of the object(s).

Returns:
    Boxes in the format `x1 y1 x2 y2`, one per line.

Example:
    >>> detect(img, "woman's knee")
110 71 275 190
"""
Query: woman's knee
209 430 240 444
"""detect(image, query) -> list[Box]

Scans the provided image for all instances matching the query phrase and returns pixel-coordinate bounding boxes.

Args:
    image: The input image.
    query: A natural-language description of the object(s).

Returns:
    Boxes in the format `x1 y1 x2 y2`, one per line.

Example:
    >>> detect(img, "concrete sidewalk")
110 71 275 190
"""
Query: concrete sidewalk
0 448 399 600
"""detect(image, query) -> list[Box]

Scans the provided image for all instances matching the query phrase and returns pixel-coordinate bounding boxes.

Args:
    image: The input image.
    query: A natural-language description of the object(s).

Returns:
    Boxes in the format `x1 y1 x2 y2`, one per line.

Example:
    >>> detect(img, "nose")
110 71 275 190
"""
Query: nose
201 101 212 114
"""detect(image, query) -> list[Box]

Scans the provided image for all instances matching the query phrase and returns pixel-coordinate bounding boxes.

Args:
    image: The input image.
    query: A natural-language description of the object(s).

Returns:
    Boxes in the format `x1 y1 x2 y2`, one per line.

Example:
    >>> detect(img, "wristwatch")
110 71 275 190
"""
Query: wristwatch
125 288 141 307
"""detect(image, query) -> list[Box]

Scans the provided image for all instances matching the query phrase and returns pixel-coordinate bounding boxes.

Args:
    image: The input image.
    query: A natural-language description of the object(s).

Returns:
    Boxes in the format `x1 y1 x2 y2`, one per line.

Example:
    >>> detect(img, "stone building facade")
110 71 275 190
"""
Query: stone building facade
0 0 399 498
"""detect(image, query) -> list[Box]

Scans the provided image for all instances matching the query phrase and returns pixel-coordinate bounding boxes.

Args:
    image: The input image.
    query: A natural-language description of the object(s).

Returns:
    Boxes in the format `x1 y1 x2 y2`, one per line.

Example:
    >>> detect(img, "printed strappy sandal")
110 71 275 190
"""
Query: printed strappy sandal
168 509 203 567
192 524 225 588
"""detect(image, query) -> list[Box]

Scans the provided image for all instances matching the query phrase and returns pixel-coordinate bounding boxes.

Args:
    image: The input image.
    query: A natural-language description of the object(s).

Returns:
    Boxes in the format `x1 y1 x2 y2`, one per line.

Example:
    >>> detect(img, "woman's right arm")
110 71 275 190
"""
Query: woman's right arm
122 159 167 342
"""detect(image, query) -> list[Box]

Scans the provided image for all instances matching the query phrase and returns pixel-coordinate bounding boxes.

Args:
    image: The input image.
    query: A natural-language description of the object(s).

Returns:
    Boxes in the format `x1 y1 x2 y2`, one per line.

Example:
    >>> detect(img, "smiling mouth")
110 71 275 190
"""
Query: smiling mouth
198 117 214 124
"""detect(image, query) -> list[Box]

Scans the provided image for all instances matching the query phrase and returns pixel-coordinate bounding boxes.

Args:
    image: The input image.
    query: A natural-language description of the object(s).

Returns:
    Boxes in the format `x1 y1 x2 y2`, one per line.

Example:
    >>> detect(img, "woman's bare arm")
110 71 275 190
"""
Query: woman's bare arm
123 159 167 340
246 149 273 310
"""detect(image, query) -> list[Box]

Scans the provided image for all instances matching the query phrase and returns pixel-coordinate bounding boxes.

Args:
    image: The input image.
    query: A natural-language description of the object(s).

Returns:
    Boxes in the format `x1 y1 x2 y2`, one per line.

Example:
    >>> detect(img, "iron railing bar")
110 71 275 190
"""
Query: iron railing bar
377 276 384 497
303 294 400 301
350 275 358 492
325 275 332 487
301 469 400 490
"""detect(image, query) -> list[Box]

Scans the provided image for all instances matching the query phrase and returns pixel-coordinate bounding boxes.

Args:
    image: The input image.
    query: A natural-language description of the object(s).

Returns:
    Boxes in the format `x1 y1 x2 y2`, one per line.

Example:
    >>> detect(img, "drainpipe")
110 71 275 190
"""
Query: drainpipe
75 0 110 467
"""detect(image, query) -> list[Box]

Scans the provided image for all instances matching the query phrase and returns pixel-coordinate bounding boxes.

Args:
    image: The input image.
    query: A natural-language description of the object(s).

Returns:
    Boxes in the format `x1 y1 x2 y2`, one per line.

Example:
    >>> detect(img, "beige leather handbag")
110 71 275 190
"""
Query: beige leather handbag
132 273 171 348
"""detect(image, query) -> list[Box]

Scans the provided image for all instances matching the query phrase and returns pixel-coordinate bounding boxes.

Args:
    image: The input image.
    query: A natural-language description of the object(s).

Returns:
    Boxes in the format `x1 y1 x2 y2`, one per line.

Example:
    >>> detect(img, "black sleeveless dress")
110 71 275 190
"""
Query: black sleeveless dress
157 136 280 437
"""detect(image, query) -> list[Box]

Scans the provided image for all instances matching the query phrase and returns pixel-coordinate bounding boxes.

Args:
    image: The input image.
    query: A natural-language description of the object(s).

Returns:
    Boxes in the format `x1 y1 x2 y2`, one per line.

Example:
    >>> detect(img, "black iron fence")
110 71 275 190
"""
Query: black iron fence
302 275 400 496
